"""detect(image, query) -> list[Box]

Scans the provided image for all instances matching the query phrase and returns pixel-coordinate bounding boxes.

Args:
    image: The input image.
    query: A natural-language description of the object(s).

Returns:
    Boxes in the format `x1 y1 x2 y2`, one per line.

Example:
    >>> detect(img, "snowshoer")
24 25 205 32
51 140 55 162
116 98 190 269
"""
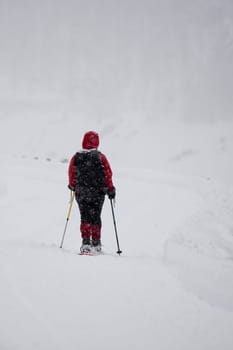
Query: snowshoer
68 131 116 253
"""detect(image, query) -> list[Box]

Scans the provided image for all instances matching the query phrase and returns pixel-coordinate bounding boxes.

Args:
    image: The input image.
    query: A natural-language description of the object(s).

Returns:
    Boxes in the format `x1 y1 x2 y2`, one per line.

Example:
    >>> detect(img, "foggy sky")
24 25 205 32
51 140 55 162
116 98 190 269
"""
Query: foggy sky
0 0 233 121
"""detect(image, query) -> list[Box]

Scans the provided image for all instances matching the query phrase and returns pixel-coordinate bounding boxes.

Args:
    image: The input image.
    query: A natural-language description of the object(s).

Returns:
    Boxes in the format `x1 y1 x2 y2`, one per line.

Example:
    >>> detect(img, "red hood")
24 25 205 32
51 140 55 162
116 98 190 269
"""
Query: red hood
82 131 99 149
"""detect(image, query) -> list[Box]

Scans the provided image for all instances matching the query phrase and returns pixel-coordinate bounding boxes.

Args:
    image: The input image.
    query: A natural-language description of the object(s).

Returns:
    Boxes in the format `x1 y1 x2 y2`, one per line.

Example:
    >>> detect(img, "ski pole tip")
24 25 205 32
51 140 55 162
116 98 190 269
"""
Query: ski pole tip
117 250 122 255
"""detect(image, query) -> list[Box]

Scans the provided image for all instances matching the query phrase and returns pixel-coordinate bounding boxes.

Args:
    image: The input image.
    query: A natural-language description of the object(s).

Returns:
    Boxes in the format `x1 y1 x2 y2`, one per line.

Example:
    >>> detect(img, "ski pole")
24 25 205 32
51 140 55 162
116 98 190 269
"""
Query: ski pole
110 198 122 255
60 190 75 248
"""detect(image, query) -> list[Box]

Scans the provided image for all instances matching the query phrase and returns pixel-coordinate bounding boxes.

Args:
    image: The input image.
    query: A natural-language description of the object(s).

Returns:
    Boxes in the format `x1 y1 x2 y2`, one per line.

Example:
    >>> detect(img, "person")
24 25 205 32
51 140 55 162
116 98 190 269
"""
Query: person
68 131 116 253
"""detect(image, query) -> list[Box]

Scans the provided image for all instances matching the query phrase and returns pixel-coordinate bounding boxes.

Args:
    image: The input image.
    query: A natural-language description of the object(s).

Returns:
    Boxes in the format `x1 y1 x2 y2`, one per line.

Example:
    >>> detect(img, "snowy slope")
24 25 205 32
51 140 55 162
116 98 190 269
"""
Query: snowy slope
1 0 233 349
1 116 233 350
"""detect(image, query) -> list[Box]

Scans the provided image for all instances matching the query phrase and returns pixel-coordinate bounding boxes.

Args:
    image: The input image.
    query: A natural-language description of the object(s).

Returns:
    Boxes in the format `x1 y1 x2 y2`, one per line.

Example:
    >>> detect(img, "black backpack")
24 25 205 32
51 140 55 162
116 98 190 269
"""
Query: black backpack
74 150 106 192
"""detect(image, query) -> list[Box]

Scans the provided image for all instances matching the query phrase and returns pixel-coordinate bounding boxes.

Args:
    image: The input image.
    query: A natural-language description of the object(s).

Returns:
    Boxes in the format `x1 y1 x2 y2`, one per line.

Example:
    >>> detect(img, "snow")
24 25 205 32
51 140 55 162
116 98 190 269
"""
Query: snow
1 121 233 350
1 1 233 349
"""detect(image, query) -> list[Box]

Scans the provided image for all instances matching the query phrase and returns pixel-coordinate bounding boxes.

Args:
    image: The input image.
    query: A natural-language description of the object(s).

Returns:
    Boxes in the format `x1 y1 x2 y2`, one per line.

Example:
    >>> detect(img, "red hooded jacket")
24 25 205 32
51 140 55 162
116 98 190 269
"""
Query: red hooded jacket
68 131 114 191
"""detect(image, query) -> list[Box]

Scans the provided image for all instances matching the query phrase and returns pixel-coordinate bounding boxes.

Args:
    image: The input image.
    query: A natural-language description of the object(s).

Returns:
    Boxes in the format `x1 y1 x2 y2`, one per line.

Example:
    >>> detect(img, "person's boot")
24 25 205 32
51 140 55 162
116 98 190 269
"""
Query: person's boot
92 239 102 253
80 237 91 253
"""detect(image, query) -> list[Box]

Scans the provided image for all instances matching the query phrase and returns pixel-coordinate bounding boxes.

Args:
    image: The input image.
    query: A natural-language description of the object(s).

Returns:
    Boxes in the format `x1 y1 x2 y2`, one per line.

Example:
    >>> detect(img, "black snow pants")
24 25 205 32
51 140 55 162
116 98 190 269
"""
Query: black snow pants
75 190 105 240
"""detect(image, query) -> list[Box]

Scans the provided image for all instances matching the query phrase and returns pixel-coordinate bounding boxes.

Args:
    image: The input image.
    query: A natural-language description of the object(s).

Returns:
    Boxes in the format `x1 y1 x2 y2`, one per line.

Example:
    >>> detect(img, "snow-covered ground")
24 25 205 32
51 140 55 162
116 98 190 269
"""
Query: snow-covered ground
1 0 233 349
1 115 233 350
